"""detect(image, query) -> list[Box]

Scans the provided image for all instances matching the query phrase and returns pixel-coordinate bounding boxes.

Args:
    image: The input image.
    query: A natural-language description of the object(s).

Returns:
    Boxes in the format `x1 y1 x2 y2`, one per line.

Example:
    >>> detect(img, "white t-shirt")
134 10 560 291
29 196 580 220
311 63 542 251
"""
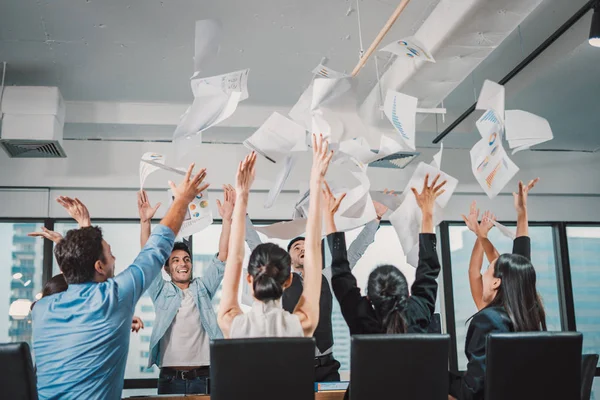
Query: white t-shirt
160 289 210 367
229 299 304 338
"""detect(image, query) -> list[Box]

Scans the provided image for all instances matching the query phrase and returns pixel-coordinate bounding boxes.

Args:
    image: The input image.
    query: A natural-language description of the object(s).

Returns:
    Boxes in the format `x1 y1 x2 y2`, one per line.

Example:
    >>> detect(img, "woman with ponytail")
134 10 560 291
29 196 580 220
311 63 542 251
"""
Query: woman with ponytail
217 134 334 338
328 173 446 336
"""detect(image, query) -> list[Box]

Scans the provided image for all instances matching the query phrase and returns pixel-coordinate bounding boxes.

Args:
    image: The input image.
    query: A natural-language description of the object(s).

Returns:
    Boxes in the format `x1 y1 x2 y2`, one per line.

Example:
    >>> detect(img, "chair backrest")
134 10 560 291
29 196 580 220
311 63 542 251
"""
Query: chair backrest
210 337 315 400
350 334 450 400
0 342 38 400
581 354 599 400
485 332 582 400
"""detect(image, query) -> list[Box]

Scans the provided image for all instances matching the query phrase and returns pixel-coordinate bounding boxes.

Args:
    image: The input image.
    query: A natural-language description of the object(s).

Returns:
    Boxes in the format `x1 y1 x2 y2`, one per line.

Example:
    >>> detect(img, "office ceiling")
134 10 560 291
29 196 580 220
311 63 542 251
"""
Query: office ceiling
1 0 599 152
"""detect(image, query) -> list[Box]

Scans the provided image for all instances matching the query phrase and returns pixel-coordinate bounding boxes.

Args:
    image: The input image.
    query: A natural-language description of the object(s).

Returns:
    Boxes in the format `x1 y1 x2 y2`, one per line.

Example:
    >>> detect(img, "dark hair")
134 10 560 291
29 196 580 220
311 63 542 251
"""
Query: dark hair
165 242 192 269
485 253 547 332
54 226 105 284
42 274 68 297
248 243 291 301
287 237 305 252
367 265 409 334
31 274 69 310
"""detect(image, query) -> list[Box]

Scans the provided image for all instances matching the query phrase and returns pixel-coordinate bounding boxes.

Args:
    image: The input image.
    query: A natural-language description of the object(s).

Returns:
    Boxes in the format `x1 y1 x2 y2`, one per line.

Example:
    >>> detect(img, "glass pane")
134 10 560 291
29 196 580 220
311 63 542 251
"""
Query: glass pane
53 222 159 379
449 225 561 370
0 222 44 350
567 226 600 367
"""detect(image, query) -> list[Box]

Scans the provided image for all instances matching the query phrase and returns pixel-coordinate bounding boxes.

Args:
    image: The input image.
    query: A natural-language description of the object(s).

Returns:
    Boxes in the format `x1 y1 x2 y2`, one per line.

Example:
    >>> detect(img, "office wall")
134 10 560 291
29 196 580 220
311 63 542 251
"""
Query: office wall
1 140 599 220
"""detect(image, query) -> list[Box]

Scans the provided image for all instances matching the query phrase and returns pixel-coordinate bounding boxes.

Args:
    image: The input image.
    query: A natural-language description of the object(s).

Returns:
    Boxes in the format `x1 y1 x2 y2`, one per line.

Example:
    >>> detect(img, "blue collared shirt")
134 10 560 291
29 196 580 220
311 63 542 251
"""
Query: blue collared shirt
32 225 175 400
146 255 225 368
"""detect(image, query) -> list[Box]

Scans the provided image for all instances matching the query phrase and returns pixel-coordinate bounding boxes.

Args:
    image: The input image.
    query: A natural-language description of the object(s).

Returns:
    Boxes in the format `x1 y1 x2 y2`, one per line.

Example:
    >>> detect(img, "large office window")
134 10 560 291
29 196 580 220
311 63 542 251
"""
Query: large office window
0 222 45 350
567 226 600 367
449 224 561 369
53 222 159 379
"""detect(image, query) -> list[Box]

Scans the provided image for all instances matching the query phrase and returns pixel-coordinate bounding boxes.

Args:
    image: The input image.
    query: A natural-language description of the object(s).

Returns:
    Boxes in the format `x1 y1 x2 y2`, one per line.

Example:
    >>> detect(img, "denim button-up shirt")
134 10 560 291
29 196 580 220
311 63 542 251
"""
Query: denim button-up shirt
146 255 225 368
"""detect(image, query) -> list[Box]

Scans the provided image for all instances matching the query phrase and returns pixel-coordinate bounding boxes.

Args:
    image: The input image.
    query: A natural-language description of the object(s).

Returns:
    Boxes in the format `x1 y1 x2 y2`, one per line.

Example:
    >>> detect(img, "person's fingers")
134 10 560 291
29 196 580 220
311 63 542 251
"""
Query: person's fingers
216 199 222 210
411 187 419 199
430 174 440 189
152 203 161 213
422 174 429 192
336 192 347 206
434 179 447 193
184 163 195 182
197 183 210 194
168 181 177 193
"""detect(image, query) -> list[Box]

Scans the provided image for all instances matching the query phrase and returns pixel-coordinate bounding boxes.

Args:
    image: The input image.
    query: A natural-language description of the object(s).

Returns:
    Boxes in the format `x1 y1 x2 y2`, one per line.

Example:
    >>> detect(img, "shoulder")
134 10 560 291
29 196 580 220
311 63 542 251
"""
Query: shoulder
471 306 512 331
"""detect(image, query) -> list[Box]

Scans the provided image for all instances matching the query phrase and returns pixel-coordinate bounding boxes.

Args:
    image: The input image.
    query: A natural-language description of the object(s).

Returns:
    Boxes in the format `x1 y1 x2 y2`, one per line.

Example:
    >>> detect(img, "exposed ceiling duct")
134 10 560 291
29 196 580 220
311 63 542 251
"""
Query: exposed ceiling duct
359 0 544 146
0 86 67 158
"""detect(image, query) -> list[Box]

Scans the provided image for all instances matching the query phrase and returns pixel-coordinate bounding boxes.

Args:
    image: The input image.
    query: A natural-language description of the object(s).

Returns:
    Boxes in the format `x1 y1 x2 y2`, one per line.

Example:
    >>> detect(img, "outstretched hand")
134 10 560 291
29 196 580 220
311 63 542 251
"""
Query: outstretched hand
236 152 257 195
411 173 447 214
137 190 161 223
217 184 236 220
461 201 480 234
311 134 334 180
480 210 496 236
131 316 144 333
168 163 209 204
322 181 346 216
513 178 539 213
57 196 91 227
373 200 388 220
28 227 63 244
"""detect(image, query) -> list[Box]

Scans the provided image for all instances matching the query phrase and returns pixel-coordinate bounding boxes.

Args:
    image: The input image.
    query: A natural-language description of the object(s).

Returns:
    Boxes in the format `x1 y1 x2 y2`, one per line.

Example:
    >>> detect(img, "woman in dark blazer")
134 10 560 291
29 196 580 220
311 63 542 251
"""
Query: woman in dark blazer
324 173 446 399
449 179 547 400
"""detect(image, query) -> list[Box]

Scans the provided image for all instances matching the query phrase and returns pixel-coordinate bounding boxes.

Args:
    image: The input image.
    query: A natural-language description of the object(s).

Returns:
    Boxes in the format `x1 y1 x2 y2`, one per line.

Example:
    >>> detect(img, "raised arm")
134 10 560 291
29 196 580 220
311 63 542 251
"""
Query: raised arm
216 184 236 262
294 134 332 337
56 196 91 228
28 196 93 244
409 174 446 323
346 200 385 270
218 152 257 338
461 203 497 310
115 164 209 305
137 190 161 248
514 178 538 238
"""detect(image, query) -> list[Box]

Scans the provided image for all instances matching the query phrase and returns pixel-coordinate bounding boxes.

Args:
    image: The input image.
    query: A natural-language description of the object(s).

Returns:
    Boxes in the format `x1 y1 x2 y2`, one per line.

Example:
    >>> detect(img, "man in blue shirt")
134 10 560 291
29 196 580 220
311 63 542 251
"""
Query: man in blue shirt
136 185 235 395
32 164 209 400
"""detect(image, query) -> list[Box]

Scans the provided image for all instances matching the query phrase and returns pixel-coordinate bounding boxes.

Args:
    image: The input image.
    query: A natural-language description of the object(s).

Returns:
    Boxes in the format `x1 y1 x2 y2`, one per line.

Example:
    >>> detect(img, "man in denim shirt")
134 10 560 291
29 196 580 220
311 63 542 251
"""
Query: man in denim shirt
137 185 235 395
32 164 208 400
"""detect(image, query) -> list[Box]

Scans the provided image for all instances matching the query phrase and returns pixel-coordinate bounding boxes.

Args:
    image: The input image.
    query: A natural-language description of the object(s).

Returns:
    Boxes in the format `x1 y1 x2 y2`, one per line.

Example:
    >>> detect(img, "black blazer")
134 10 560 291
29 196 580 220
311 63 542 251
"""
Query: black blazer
449 235 531 400
328 232 441 335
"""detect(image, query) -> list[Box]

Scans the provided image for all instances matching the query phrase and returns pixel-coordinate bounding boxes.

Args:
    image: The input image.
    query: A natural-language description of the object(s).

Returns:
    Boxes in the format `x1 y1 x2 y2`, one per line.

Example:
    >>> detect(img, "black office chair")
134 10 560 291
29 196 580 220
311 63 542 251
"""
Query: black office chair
581 354 598 400
210 337 315 400
485 332 583 400
350 334 450 400
0 342 38 400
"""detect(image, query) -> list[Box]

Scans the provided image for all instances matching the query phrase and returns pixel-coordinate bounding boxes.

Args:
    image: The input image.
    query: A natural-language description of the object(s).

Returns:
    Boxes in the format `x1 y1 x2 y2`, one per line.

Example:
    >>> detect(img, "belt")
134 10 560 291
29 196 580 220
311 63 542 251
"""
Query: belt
161 366 210 380
315 353 335 367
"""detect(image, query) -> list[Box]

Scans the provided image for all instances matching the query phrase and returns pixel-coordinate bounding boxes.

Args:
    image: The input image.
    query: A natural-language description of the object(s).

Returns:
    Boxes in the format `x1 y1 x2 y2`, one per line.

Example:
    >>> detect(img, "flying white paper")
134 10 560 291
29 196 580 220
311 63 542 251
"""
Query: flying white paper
264 154 296 209
370 190 403 212
476 109 504 141
311 64 350 79
384 90 418 150
173 87 242 142
140 152 166 189
431 143 444 170
476 80 505 122
389 162 457 255
406 243 419 268
470 135 519 199
193 19 222 74
290 67 369 144
254 219 307 240
504 110 553 154
168 190 213 237
243 112 307 164
380 36 435 63
492 220 516 240
191 69 249 100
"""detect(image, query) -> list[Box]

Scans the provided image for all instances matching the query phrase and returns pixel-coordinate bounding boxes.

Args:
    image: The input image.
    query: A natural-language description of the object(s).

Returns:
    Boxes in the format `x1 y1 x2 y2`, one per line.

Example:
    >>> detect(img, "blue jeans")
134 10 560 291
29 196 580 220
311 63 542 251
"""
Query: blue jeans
158 369 209 395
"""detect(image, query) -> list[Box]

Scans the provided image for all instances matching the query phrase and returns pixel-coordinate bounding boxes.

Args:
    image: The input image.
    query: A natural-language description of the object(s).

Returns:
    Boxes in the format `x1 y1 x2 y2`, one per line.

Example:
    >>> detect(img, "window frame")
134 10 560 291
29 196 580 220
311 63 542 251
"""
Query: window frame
3 217 599 387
